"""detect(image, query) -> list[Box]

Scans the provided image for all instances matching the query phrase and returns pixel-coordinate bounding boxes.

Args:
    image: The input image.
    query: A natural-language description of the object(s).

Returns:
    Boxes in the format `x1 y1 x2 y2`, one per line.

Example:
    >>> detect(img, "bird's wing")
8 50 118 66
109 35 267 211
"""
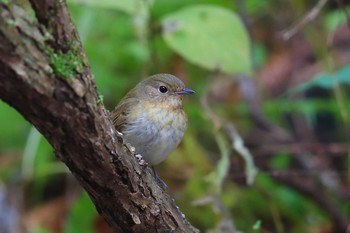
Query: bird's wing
111 97 138 131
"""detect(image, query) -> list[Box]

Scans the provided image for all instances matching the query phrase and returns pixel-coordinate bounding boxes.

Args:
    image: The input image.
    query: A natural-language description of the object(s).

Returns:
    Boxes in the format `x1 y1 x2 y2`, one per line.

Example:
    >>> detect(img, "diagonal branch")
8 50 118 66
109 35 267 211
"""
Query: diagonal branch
0 1 198 232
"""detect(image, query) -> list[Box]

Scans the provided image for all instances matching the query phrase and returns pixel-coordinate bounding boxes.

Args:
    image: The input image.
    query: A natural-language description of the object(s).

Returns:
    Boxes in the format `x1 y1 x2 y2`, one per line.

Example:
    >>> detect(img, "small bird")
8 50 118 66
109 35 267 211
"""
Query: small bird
111 73 194 188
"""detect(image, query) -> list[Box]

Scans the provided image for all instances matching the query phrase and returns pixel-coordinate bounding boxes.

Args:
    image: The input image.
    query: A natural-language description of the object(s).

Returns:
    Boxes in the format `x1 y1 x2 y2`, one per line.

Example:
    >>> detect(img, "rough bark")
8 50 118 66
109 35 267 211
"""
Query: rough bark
0 1 198 233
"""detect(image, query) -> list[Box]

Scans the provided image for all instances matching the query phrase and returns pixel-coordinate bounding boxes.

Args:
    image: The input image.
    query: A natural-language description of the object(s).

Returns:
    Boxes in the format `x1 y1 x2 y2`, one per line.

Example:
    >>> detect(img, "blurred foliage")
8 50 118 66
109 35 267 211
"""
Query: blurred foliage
1 0 350 233
64 192 98 233
162 5 251 74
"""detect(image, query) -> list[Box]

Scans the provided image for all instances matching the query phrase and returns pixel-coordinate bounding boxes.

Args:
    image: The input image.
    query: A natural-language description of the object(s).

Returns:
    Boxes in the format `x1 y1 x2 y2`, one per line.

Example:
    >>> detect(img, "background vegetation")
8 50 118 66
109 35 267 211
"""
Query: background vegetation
1 0 350 232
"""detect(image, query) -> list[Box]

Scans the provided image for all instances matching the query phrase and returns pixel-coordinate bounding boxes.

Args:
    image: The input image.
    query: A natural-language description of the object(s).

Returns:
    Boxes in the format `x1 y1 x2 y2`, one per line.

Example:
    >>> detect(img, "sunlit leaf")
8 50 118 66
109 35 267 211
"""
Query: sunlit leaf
162 5 251 75
252 220 262 230
325 6 350 32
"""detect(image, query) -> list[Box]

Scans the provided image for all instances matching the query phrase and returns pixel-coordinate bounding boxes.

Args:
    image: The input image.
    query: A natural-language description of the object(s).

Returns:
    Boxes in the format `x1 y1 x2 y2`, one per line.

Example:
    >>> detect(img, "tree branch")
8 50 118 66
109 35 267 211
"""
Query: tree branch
0 1 198 232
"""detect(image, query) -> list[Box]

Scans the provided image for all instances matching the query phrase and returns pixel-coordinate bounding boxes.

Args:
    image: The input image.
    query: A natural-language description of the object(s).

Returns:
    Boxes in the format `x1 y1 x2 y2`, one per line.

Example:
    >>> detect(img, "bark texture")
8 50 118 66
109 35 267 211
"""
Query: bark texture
0 1 198 233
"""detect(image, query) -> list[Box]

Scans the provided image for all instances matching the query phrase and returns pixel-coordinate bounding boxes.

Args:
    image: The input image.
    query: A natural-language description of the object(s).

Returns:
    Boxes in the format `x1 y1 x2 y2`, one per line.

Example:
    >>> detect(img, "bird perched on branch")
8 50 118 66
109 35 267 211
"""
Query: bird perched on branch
111 73 194 188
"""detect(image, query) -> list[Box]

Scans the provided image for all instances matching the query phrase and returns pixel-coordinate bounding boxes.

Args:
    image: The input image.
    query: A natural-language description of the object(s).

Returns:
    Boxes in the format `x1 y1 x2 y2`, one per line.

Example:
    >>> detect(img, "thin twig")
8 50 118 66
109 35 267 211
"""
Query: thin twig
280 0 328 40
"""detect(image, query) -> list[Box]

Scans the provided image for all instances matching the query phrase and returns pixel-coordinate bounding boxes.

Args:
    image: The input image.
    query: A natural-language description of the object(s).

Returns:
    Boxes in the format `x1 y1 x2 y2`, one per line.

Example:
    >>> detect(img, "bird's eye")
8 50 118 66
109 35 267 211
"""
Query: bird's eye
159 86 168 93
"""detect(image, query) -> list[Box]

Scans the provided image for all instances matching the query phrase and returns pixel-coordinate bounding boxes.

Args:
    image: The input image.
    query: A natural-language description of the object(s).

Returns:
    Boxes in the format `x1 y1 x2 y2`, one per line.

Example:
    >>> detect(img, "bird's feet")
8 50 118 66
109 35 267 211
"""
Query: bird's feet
135 154 146 166
152 166 168 190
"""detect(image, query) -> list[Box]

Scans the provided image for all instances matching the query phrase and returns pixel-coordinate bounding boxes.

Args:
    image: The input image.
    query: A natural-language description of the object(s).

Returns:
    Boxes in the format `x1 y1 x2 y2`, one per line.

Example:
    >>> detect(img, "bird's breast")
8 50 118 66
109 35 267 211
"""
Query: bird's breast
122 101 188 165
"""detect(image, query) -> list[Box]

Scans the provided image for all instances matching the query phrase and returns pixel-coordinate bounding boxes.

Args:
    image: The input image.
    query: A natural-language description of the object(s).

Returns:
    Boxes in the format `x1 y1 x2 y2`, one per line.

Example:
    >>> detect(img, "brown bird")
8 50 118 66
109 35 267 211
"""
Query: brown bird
111 73 194 188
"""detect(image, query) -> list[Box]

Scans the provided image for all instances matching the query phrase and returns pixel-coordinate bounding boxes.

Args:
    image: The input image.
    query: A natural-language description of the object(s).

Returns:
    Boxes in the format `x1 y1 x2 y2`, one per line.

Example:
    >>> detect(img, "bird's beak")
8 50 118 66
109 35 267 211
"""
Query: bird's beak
175 87 195 95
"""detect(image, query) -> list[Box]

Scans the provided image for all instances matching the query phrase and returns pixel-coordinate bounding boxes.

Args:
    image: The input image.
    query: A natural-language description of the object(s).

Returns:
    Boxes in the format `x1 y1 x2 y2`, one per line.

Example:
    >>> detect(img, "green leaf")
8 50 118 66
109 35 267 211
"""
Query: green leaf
162 5 251 75
289 64 350 94
336 64 350 83
324 7 350 32
252 219 262 230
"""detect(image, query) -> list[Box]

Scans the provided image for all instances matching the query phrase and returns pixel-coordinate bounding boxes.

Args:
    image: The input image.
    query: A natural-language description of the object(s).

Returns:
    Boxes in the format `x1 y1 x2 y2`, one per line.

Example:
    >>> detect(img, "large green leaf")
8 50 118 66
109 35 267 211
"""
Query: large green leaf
162 5 251 75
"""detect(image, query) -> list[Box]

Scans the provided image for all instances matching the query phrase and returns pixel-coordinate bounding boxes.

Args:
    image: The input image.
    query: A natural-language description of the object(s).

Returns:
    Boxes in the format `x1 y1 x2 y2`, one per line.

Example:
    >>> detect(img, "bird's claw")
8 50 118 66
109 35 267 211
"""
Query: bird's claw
135 154 147 166
152 166 168 190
